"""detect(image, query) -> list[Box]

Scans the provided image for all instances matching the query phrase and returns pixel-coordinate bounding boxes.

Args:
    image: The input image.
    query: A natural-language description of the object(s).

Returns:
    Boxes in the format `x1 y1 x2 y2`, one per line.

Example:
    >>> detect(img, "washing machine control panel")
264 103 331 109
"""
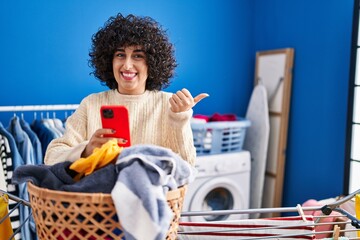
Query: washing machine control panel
194 151 250 177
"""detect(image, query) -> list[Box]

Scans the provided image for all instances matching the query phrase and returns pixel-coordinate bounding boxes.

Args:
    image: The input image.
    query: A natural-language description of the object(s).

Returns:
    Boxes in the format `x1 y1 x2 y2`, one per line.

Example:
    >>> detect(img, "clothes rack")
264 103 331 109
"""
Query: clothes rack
0 104 79 112
0 104 80 240
0 104 79 120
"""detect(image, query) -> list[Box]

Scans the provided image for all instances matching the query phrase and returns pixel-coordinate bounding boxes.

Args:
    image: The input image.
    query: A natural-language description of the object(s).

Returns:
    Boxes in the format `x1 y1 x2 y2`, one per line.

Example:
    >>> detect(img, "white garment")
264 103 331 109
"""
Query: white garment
0 135 7 190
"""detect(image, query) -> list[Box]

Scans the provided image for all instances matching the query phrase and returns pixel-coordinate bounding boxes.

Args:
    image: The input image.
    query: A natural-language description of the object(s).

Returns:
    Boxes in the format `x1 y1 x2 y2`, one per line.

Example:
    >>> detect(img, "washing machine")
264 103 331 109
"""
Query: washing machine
181 151 251 222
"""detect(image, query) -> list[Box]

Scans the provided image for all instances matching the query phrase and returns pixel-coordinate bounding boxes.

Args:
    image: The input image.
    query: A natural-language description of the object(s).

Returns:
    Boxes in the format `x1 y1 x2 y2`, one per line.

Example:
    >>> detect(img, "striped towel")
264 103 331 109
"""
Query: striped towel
178 216 315 239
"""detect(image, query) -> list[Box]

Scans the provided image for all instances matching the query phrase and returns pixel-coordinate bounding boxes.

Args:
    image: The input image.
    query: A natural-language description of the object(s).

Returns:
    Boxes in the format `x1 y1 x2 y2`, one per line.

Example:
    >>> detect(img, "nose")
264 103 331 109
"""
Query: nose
123 56 133 70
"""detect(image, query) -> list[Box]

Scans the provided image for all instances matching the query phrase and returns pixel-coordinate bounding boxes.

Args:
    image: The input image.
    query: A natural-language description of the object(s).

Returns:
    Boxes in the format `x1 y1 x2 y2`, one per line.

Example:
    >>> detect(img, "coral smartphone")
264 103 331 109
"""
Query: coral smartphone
100 105 131 147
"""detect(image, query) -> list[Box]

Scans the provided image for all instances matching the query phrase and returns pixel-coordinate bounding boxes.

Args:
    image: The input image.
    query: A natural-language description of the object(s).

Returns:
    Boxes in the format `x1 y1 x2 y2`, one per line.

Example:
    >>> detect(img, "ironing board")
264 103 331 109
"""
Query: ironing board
243 84 270 219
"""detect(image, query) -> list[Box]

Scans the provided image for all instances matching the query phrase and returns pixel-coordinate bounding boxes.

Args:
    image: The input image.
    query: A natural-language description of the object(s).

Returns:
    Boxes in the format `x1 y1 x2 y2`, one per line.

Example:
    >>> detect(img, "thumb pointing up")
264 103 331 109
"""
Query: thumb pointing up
169 89 210 113
194 93 209 105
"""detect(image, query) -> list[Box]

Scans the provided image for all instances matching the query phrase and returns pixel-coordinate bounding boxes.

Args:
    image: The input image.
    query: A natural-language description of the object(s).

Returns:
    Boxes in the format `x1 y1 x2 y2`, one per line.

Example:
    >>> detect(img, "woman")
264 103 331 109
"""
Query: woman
44 13 208 166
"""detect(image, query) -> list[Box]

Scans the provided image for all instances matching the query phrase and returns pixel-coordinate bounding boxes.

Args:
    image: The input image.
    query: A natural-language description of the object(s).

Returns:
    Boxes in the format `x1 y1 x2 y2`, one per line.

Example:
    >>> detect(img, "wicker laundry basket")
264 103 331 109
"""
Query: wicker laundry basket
27 182 187 240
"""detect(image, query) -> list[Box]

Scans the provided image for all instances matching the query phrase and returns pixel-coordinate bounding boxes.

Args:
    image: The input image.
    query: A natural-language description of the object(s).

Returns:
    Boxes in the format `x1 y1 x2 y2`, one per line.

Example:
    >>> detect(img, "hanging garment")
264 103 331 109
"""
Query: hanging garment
20 118 43 165
30 119 58 157
8 116 36 166
0 123 22 240
0 194 14 240
42 119 62 138
243 84 270 218
52 118 65 135
70 139 122 179
7 116 36 240
0 146 7 190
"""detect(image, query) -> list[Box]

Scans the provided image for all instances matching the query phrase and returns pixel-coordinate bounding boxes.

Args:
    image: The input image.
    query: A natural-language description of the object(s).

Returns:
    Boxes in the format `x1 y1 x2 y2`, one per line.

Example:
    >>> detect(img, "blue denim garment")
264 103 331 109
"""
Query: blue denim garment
30 119 58 157
8 117 36 166
7 116 36 240
20 118 43 165
20 118 42 239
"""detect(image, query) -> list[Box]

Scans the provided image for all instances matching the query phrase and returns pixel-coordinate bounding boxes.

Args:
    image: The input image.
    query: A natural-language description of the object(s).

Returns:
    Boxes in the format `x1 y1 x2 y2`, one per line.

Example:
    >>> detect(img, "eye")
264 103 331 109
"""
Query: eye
133 54 145 59
114 52 125 58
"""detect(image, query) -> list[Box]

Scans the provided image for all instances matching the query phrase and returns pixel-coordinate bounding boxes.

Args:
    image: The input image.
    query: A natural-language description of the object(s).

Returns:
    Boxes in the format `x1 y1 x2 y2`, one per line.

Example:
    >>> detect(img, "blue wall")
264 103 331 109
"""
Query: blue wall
252 0 353 207
0 0 253 115
0 0 354 207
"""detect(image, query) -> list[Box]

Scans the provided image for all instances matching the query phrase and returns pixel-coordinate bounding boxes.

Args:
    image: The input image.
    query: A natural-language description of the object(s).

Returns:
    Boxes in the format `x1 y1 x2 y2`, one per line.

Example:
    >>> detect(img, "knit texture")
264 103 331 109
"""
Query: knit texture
44 90 196 166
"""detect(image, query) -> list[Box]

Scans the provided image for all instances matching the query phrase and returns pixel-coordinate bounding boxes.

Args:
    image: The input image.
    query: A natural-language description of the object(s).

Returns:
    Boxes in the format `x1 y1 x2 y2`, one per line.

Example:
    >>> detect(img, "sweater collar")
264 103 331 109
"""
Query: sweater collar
111 89 152 102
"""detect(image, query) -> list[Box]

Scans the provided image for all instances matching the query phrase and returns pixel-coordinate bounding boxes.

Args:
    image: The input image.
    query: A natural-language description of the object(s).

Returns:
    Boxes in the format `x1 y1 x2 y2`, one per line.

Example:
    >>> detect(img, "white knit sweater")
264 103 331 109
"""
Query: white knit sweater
44 89 196 166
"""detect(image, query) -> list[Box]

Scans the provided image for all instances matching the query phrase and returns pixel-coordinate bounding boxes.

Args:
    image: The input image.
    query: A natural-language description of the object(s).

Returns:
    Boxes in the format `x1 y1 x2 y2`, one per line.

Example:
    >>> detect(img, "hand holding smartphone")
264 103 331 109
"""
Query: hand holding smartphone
100 105 131 147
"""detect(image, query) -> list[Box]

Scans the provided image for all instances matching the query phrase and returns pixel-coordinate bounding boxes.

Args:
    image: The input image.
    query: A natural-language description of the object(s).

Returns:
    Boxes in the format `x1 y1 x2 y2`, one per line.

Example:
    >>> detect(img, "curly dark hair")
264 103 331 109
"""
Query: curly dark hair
89 13 177 91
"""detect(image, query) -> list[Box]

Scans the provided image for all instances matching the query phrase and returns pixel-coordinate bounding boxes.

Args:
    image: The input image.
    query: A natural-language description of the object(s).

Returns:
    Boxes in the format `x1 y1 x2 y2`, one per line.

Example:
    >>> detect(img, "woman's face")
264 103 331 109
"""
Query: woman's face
112 45 148 95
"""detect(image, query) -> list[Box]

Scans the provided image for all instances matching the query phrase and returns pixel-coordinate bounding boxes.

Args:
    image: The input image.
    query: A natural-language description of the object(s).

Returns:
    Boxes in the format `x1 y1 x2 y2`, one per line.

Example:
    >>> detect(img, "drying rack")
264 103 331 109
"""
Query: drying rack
178 188 360 239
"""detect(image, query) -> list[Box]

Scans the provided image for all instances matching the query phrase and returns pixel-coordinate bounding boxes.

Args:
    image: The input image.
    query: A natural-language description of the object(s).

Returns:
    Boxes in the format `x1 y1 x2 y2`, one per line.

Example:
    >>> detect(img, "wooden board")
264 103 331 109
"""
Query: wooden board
254 48 294 217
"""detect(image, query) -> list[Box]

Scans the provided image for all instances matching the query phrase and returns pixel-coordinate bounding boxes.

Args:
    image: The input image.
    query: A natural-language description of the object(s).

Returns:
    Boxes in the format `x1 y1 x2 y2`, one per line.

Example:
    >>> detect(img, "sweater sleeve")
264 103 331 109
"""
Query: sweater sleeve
44 98 90 165
164 108 196 166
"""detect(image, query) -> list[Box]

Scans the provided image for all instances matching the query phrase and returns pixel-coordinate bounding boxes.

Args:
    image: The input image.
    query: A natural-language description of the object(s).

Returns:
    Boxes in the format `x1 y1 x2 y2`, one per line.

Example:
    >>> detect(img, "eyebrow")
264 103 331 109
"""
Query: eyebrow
115 48 145 53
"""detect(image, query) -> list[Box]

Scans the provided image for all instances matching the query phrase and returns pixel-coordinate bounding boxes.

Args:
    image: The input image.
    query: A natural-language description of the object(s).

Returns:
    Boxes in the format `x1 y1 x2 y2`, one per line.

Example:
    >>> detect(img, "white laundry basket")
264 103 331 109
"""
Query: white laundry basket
191 118 251 156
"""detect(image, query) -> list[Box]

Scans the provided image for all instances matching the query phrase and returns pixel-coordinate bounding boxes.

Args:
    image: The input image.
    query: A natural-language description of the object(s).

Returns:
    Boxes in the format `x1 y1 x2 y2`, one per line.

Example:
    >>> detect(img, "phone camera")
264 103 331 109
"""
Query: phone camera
102 109 114 118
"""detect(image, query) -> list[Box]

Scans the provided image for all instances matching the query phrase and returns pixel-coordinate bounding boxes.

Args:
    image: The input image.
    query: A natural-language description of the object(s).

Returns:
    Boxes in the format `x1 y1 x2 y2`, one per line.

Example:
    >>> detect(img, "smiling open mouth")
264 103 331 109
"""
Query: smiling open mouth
121 72 137 80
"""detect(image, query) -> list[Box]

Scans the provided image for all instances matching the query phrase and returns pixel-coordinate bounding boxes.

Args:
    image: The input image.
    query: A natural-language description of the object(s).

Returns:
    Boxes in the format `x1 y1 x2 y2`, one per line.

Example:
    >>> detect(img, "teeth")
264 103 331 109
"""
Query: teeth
123 72 136 78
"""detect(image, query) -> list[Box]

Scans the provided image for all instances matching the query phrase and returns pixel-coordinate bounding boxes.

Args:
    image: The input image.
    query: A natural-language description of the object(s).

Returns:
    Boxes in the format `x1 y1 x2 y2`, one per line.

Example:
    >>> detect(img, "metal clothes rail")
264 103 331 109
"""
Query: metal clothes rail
0 104 79 112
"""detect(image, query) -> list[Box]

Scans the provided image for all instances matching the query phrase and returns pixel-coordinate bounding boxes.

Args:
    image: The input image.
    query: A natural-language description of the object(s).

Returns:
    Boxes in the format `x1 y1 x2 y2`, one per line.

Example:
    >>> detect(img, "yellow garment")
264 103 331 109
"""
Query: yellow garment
356 194 360 237
0 194 14 240
70 139 122 177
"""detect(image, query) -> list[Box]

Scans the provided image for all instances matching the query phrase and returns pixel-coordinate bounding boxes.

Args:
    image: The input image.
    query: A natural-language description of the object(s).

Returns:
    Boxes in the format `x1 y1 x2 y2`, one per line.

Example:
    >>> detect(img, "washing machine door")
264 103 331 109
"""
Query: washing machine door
188 177 246 222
